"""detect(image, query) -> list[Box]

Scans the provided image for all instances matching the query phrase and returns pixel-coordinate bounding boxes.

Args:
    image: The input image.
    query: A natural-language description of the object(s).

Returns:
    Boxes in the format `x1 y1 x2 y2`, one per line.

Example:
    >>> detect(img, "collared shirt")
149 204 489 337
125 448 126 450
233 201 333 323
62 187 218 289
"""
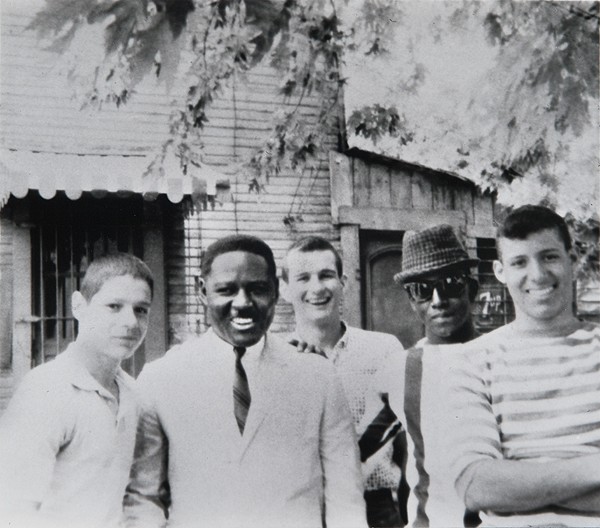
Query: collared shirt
294 323 405 491
0 344 140 528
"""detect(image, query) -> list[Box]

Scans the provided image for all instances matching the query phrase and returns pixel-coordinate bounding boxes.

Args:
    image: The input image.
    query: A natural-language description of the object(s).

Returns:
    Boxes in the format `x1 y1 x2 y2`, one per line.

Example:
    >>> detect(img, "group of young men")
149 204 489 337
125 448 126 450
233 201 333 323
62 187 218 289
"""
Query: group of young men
1 204 599 528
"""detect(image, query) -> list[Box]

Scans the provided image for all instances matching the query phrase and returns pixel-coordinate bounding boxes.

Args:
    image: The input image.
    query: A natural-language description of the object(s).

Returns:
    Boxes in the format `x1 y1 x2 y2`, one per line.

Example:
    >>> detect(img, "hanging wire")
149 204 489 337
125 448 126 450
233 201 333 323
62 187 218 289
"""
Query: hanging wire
287 166 307 220
296 161 321 215
233 175 240 233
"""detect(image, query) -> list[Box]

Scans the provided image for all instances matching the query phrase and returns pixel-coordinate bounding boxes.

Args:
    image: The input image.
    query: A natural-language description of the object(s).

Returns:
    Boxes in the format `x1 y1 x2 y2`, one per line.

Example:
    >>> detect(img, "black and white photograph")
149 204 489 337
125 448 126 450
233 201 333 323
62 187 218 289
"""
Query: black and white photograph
0 0 599 526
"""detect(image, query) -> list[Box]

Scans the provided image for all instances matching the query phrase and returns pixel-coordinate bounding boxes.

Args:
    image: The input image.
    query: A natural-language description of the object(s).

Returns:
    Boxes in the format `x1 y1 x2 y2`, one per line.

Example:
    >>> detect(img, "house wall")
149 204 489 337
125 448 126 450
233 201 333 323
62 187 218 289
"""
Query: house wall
1 9 171 156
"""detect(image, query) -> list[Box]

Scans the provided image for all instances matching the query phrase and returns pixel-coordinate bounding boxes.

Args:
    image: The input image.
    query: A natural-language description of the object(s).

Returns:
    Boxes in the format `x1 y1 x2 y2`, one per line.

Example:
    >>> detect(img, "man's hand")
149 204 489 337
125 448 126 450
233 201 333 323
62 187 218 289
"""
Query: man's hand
288 338 327 358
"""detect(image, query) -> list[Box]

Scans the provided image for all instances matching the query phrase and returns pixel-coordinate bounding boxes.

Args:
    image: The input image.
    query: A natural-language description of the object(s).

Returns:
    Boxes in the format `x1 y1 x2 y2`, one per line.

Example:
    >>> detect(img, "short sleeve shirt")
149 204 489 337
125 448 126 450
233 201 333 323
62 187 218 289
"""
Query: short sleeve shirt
0 344 140 528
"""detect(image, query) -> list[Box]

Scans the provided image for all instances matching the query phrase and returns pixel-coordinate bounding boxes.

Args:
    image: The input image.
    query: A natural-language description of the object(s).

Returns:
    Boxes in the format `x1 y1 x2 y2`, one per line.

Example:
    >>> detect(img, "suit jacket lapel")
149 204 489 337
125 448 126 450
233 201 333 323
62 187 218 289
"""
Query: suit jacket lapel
239 334 289 459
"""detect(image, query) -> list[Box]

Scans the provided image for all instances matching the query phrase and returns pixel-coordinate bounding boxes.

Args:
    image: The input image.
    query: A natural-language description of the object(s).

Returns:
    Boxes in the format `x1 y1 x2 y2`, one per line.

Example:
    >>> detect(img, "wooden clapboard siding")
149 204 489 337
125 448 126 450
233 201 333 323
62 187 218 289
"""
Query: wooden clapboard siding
1 12 172 155
345 150 480 222
1 10 325 159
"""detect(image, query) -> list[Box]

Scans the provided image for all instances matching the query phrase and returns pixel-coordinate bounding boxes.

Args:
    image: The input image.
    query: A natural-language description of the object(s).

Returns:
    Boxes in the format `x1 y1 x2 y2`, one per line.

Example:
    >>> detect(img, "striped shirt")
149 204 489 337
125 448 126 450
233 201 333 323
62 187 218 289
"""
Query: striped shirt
448 322 600 527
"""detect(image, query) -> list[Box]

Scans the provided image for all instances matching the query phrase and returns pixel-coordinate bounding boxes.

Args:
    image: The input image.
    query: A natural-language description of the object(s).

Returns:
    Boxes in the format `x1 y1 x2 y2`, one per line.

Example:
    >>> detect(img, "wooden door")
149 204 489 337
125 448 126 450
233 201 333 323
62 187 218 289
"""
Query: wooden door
361 230 424 349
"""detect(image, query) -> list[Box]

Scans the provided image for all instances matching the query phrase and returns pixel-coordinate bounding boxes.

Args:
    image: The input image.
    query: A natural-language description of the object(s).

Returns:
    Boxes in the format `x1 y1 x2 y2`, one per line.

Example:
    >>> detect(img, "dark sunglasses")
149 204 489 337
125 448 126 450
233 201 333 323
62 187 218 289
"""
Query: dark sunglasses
404 274 468 302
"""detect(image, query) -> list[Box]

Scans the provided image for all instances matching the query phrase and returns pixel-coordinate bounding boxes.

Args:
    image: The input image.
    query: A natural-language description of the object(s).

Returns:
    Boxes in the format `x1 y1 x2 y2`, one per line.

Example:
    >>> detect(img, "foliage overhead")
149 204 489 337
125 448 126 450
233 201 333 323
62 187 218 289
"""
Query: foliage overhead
28 0 379 180
28 0 599 278
347 1 598 219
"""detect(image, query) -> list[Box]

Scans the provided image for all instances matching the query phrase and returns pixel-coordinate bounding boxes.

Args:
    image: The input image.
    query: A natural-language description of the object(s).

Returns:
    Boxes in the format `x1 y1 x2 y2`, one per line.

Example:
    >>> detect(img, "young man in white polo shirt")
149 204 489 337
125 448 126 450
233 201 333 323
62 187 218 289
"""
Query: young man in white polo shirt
0 253 154 528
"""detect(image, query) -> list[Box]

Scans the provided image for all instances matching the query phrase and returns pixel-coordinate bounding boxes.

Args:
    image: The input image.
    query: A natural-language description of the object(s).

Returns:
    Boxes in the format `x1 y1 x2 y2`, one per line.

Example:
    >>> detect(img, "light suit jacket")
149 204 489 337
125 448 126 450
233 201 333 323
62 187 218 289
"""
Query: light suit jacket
124 329 367 528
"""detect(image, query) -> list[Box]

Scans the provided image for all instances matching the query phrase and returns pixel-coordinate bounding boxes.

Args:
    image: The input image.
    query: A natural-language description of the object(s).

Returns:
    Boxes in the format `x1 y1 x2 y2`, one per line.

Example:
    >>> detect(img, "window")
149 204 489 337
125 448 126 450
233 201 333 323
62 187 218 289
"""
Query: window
473 237 515 333
29 192 144 366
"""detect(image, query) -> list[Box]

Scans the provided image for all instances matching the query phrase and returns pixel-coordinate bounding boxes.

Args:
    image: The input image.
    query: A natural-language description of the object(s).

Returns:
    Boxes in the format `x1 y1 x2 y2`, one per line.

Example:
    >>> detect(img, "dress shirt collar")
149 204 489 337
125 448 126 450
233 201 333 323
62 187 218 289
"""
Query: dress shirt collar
289 321 348 363
210 329 266 364
328 320 349 363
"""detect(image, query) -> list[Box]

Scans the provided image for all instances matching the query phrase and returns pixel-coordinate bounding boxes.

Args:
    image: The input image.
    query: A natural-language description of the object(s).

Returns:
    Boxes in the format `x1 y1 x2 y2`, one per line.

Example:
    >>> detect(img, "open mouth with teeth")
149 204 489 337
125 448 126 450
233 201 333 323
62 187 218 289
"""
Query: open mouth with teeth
306 298 331 306
526 285 557 297
231 317 256 330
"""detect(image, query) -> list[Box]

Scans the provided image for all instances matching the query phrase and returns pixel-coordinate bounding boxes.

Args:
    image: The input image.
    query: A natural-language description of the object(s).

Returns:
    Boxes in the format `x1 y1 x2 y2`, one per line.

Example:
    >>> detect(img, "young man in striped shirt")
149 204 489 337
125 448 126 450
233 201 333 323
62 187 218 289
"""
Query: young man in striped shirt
447 205 600 527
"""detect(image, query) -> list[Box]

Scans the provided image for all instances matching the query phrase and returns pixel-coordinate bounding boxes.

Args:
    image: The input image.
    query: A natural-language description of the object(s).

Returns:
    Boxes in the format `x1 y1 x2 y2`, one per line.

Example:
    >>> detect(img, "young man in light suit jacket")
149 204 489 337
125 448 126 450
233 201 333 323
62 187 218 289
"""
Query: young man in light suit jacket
124 234 367 528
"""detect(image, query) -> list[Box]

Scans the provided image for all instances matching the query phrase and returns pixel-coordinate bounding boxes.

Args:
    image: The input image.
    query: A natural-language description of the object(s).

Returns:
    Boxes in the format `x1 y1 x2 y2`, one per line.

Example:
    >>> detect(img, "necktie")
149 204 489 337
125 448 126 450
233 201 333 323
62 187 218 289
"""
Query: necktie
233 346 251 435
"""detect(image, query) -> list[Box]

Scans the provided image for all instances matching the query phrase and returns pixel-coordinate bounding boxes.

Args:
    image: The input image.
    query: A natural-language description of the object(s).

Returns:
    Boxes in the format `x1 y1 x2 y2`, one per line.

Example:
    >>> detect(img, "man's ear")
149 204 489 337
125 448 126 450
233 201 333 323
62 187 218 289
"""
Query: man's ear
71 291 87 322
340 273 348 288
198 277 208 306
492 260 506 284
280 278 292 303
467 277 479 303
272 277 280 301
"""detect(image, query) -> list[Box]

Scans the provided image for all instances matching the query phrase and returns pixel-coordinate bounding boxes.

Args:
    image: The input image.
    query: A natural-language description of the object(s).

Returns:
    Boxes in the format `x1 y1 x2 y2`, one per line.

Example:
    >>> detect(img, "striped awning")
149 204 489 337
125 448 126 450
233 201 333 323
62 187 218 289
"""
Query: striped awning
0 149 229 207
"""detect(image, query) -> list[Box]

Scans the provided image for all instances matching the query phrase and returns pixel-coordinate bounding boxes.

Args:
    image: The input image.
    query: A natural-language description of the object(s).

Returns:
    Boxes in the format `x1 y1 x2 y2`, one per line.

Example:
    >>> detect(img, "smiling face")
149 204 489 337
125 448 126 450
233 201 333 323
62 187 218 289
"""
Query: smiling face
282 249 345 325
493 228 576 329
406 269 474 344
73 274 152 363
200 251 279 348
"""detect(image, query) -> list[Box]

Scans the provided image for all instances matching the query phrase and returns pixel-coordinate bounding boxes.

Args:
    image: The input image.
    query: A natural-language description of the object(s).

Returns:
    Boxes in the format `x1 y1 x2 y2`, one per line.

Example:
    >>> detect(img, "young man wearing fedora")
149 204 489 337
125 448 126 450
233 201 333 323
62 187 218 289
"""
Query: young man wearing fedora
360 224 481 527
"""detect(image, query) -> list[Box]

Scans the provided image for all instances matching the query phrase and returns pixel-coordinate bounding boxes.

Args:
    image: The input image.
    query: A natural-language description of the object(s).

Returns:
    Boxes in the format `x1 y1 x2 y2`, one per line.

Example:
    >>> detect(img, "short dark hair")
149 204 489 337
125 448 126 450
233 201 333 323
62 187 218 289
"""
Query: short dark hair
282 236 343 282
201 234 277 281
497 205 572 256
80 253 154 301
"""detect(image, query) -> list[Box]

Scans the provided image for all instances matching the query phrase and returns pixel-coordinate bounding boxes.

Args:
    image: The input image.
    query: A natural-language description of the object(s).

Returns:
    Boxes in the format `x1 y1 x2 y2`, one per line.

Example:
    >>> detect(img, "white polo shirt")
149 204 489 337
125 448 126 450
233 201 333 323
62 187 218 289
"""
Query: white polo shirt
0 344 140 528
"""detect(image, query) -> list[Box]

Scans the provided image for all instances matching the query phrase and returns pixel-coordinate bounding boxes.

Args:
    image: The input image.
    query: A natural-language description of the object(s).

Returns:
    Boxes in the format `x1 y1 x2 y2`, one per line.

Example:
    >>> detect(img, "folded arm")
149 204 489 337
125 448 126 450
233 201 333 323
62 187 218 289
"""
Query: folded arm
447 352 600 515
459 454 600 513
558 487 600 513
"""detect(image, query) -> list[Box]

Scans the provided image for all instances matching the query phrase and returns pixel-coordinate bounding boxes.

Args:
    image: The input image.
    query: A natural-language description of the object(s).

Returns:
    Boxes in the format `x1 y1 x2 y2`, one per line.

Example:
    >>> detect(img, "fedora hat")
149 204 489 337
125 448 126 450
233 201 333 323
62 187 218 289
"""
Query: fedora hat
394 224 479 284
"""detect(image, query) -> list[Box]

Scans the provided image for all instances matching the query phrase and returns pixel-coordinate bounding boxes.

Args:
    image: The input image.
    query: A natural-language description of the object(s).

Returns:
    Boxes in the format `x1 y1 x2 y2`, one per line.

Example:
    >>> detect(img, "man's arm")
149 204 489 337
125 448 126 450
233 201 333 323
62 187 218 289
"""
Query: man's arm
458 454 600 512
320 368 369 528
0 373 64 517
123 370 171 528
447 352 600 514
557 487 600 513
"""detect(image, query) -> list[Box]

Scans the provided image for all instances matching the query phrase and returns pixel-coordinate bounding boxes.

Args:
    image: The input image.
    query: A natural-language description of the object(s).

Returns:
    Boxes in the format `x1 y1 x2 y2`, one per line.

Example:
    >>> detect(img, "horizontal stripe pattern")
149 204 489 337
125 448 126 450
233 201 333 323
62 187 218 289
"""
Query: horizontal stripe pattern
449 324 600 511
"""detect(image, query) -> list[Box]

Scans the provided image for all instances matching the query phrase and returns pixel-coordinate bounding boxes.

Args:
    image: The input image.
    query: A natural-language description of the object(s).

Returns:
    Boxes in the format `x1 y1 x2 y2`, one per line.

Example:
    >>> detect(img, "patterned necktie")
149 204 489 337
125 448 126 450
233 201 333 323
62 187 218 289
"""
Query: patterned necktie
233 346 251 435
